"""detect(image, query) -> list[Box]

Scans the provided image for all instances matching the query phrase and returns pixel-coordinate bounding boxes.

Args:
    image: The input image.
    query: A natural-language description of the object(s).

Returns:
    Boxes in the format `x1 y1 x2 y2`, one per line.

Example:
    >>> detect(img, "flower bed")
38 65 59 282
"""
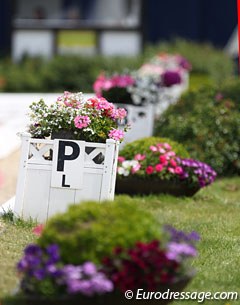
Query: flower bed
116 141 217 196
2 199 200 304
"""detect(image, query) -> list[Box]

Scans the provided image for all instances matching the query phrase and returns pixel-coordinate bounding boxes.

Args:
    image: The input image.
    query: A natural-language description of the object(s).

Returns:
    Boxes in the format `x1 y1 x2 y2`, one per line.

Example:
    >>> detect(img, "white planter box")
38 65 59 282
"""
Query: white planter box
117 103 155 147
14 133 119 223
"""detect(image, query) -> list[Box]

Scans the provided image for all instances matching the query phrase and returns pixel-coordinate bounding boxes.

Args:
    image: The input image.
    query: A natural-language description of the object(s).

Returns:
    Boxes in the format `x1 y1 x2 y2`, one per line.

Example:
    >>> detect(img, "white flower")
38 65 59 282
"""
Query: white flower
117 167 130 176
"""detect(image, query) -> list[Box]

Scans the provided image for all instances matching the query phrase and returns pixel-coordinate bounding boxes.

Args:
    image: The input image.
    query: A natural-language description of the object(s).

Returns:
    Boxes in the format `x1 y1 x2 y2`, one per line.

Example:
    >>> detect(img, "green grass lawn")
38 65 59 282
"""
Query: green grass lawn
0 177 240 304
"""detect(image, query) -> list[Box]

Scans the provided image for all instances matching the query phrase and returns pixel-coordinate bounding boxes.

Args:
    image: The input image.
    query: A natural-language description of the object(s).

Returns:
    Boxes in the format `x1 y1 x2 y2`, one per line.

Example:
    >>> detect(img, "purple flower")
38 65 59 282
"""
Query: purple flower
24 244 42 256
177 56 192 71
162 70 182 87
164 225 200 244
62 265 82 280
82 262 97 276
166 242 197 262
46 244 60 264
177 158 217 188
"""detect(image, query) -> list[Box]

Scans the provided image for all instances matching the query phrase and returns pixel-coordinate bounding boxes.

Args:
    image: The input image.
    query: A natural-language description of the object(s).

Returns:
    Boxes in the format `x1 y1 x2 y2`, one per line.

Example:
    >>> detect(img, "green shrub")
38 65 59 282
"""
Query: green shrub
154 80 240 175
144 38 235 84
38 198 160 265
0 55 143 93
120 137 190 159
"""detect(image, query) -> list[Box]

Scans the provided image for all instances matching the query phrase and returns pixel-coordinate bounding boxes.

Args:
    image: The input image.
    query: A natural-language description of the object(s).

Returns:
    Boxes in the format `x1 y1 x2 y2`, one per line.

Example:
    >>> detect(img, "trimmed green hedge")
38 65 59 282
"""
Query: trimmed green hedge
38 198 161 265
0 55 143 93
154 80 240 175
120 137 190 159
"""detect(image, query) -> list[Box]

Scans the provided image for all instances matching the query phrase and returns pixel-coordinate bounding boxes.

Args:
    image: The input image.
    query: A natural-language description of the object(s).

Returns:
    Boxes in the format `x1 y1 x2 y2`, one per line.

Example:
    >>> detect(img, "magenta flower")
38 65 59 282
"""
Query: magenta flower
174 166 183 175
74 115 91 129
155 164 164 172
118 156 125 163
108 129 124 141
146 166 154 175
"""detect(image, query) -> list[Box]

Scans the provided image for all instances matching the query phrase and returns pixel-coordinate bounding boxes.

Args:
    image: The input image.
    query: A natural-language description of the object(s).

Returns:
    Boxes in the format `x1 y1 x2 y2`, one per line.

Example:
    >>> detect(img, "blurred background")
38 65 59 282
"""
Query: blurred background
0 0 238 59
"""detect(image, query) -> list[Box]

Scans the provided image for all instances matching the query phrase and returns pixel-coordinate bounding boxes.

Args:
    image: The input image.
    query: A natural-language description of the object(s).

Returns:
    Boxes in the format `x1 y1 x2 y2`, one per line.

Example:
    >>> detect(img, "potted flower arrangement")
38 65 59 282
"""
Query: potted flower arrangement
2 199 200 305
28 91 128 142
14 92 129 222
138 53 192 116
116 141 217 196
93 73 159 145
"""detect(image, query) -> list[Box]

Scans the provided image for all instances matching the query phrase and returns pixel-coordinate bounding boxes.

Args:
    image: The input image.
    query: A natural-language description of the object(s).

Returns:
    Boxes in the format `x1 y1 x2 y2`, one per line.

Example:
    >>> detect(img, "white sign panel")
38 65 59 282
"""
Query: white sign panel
51 139 85 189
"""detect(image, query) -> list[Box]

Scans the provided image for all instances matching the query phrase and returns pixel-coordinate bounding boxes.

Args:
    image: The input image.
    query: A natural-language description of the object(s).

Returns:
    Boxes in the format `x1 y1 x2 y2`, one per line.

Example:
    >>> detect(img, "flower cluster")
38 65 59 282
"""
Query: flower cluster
16 221 199 297
176 158 217 187
117 142 217 188
138 53 191 91
28 91 128 143
17 244 113 296
151 53 192 72
93 73 160 106
102 227 199 292
93 73 135 98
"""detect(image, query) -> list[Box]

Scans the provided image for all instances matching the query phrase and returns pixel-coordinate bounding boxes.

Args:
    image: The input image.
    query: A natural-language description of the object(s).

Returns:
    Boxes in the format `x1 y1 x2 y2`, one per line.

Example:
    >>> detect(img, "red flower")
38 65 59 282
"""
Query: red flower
146 166 154 175
102 240 180 292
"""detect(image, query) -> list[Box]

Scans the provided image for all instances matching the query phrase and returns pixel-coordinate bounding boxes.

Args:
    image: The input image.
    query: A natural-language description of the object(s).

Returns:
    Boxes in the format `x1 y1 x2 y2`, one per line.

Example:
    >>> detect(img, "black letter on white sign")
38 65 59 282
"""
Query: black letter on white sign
62 174 70 187
57 141 80 172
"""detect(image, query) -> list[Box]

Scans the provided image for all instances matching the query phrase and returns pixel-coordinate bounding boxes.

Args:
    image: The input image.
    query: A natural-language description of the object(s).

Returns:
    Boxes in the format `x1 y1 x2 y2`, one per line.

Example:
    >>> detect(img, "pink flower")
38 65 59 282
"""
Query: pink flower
111 75 135 87
115 108 127 120
168 167 175 174
170 159 177 167
166 151 176 157
146 166 154 175
118 156 125 163
97 98 112 110
32 224 44 237
175 166 183 175
159 155 168 164
155 164 164 172
150 145 158 152
131 163 141 174
74 115 91 129
108 129 124 141
163 143 172 150
134 154 146 161
93 74 106 96
159 148 166 154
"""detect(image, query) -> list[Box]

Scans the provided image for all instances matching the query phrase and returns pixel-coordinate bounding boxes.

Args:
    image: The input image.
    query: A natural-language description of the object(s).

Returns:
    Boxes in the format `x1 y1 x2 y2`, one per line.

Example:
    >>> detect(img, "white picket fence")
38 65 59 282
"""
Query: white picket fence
14 133 119 223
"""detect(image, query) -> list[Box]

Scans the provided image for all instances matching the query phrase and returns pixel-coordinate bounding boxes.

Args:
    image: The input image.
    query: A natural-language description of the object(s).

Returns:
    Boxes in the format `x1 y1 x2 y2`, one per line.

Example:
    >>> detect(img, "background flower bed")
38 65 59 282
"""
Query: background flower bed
154 80 240 175
0 39 235 93
1 177 240 304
